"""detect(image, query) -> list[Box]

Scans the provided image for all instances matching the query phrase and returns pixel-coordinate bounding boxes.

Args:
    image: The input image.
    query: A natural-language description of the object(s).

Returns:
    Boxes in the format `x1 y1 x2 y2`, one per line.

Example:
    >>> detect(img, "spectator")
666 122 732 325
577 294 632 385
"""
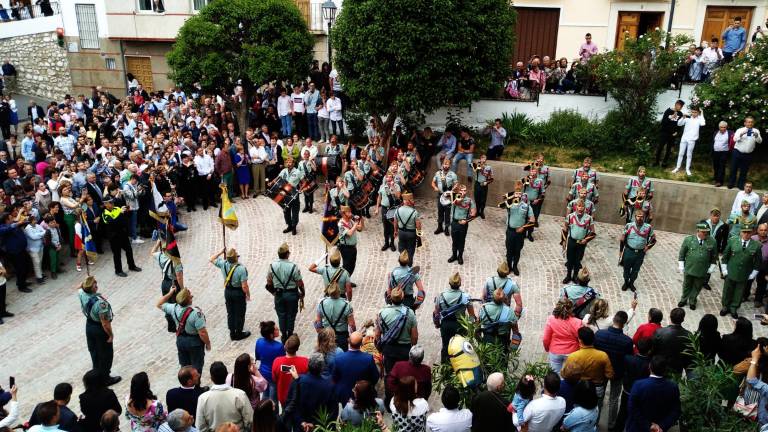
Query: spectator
195 362 253 432
165 367 206 421
746 344 768 428
614 338 652 432
561 327 614 406
0 210 30 292
79 370 122 432
470 373 512 432
757 195 768 226
157 410 196 432
578 33 598 64
656 100 684 168
672 106 705 176
28 401 64 432
254 321 285 403
749 222 768 308
387 345 432 406
250 400 275 432
313 327 342 380
485 118 506 161
99 410 120 432
712 120 732 187
652 307 692 375
340 381 385 427
542 298 583 374
125 372 166 432
510 375 535 429
390 376 429 432
0 385 19 429
594 311 634 430
28 384 78 432
226 354 267 410
23 210 46 284
426 385 471 432
521 372 566 432
584 298 636 332
729 116 762 190
731 181 760 215
695 313 722 361
561 380 599 432
719 316 756 366
270 334 308 408
435 130 456 171
452 128 475 182
333 331 380 405
281 353 337 432
626 356 681 432
721 16 747 62
631 308 662 352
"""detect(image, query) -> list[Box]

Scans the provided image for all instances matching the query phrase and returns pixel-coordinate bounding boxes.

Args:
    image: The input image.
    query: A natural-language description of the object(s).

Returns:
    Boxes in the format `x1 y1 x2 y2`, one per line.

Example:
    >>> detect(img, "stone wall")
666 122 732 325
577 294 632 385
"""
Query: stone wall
0 31 72 100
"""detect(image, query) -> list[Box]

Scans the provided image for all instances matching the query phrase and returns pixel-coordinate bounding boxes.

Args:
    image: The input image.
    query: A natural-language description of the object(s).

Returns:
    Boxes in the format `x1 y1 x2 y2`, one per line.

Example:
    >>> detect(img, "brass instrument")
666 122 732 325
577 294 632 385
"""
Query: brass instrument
453 191 465 205
471 161 484 173
416 229 424 248
523 159 542 171
498 193 522 209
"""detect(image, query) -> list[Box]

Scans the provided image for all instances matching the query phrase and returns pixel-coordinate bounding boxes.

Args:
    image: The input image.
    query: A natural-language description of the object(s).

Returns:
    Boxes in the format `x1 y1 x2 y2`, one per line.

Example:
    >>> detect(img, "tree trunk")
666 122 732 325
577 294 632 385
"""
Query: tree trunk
234 88 251 144
376 111 398 160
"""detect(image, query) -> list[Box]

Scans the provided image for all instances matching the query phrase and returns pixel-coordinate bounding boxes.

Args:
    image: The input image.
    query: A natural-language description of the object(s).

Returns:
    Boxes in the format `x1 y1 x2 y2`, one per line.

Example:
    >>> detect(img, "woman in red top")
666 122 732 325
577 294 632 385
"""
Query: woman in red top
542 298 583 374
271 334 309 407
632 308 663 353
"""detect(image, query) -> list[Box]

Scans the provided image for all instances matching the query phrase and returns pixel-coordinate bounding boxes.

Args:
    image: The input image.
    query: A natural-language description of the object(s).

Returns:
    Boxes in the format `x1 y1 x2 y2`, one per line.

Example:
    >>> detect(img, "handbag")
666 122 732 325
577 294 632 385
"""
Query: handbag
733 377 759 421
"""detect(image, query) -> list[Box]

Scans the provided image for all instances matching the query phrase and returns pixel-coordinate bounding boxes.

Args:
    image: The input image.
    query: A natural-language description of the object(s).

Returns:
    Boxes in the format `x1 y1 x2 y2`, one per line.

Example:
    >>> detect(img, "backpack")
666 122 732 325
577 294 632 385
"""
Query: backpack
377 306 409 348
432 293 467 327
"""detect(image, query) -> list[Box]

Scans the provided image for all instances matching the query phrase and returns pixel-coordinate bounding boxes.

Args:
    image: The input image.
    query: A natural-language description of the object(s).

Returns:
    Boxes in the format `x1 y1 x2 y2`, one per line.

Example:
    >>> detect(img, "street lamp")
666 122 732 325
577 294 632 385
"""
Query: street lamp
321 0 337 65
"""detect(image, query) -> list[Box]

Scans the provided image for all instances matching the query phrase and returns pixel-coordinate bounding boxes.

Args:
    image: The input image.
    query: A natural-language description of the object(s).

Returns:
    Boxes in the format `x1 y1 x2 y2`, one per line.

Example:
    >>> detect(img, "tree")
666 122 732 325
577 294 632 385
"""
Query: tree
167 0 314 138
331 0 516 147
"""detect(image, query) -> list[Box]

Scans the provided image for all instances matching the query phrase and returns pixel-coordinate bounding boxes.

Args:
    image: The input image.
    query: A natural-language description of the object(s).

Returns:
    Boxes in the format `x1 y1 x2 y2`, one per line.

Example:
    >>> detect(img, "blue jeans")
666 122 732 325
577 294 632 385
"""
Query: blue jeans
548 352 569 375
280 115 292 137
262 380 278 404
452 152 474 177
306 113 319 140
128 210 138 240
729 148 752 189
331 120 344 139
173 222 188 232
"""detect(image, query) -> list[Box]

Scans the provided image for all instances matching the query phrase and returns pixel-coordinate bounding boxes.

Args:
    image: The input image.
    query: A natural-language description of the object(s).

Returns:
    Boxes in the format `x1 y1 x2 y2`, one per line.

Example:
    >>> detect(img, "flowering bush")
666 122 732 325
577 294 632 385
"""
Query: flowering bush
694 37 768 128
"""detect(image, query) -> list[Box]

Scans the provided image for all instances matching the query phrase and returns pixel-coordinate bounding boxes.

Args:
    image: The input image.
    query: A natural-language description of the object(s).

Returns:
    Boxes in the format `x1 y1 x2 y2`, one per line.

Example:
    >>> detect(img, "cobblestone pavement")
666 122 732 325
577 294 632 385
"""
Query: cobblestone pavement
2 194 765 416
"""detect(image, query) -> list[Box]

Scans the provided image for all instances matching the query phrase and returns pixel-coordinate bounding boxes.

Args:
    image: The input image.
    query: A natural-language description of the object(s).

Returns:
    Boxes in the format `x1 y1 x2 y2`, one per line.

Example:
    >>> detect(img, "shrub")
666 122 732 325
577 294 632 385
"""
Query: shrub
496 112 534 145
344 111 369 141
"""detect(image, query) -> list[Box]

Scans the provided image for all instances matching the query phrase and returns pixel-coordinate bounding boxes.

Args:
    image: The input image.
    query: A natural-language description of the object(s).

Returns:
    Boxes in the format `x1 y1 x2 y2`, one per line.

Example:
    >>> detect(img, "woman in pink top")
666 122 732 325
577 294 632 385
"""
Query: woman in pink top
542 298 583 374
226 353 268 409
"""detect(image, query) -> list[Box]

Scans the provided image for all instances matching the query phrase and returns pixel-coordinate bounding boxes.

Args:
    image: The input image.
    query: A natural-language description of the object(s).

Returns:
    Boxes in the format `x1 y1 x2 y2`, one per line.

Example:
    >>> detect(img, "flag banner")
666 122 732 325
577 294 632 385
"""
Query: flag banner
321 191 339 246
219 185 239 230
80 213 98 261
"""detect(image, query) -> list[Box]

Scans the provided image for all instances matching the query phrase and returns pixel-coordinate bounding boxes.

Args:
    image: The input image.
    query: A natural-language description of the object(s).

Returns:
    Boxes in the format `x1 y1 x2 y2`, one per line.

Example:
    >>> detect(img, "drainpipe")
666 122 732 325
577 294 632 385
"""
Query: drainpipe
666 0 676 35
119 39 128 96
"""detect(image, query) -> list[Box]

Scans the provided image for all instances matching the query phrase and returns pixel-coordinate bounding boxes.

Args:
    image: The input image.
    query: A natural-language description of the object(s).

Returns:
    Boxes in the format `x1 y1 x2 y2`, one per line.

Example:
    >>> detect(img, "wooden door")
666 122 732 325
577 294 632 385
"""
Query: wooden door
701 6 753 44
294 0 310 27
124 56 154 92
616 12 640 51
513 7 560 63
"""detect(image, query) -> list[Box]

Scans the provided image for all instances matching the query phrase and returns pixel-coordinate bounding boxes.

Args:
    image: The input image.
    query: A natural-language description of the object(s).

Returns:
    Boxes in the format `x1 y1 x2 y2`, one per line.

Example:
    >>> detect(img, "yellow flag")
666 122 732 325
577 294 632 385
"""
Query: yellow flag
219 185 239 230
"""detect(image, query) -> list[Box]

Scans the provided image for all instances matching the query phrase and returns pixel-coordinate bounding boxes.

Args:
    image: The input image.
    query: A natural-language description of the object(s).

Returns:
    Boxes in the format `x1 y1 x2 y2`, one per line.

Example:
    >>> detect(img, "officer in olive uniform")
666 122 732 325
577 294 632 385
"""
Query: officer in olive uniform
431 158 458 235
448 184 476 265
387 250 426 310
375 287 419 374
394 192 421 266
210 248 251 341
522 167 546 241
338 205 363 289
677 223 718 310
78 276 120 385
701 208 729 290
479 287 520 353
473 154 493 218
728 200 757 238
275 157 303 235
152 240 184 333
620 211 657 292
433 272 475 363
483 262 523 316
503 181 535 276
266 243 305 343
720 223 761 318
375 172 401 251
562 200 596 284
309 248 352 300
315 282 356 350
157 287 210 374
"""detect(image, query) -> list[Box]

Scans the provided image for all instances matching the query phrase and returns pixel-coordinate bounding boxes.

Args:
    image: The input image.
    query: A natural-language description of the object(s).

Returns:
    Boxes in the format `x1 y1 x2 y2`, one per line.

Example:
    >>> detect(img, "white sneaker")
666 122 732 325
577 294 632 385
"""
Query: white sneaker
132 238 145 244
686 170 692 176
670 168 679 174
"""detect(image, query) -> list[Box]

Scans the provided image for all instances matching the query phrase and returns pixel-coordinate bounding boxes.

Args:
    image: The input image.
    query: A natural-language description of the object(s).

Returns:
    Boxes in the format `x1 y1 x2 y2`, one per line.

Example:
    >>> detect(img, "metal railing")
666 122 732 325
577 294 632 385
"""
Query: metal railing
0 1 60 22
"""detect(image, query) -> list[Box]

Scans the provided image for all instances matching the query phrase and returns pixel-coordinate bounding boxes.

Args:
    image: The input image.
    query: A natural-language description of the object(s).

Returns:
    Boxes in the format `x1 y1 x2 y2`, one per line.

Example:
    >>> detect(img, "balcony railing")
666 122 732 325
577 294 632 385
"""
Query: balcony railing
0 1 60 22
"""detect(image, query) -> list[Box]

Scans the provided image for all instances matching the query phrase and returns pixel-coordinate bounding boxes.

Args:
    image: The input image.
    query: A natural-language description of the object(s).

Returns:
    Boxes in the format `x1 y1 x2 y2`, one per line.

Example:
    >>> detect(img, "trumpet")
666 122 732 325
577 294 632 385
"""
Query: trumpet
416 229 424 248
453 191 465 204
498 194 522 208
471 161 485 173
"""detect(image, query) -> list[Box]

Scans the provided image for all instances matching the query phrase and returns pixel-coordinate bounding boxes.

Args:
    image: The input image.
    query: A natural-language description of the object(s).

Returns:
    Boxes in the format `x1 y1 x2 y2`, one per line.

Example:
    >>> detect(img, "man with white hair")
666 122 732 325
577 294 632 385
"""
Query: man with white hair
470 372 512 431
159 409 197 432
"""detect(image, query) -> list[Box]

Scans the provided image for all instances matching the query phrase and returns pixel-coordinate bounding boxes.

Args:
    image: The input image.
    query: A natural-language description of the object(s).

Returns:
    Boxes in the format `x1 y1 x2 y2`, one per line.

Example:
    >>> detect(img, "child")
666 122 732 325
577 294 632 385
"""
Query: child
23 214 46 284
42 214 62 279
73 209 95 272
672 106 705 176
510 375 536 430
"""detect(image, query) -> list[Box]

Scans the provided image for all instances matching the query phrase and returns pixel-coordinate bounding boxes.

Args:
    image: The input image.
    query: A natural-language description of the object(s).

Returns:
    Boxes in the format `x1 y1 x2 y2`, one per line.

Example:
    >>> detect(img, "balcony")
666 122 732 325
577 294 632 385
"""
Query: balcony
0 2 62 39
0 1 60 21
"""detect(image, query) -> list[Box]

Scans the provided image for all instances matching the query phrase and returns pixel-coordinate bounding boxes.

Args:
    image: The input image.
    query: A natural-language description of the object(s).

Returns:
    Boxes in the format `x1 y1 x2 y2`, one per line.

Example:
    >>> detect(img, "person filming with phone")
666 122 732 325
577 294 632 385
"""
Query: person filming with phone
0 381 19 429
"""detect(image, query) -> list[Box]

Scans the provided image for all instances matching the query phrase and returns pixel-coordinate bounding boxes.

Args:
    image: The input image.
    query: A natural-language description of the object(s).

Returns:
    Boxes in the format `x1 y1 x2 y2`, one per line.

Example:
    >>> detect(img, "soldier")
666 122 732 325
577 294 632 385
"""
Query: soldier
328 176 350 215
344 159 365 209
677 223 718 311
625 166 654 200
559 268 601 319
387 250 426 310
375 287 418 375
503 181 535 276
151 240 184 333
448 184 476 265
533 153 551 189
431 158 458 236
266 243 305 343
623 188 653 224
338 205 363 289
482 262 523 317
298 149 316 213
393 192 421 266
720 223 761 319
374 172 401 251
701 208 729 290
572 156 598 187
522 166 546 241
274 157 302 235
478 287 520 353
562 200 596 284
315 282 355 351
309 248 352 300
567 171 599 204
78 276 120 385
433 272 475 362
619 211 657 292
728 200 757 238
210 248 251 341
567 188 596 216
156 287 211 374
473 154 493 219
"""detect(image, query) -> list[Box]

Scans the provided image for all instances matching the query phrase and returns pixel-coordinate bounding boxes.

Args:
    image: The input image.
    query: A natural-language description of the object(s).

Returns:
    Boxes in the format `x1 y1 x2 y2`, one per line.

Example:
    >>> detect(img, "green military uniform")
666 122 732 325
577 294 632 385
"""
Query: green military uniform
625 199 652 224
315 264 351 295
162 301 207 373
728 211 757 238
621 222 656 290
573 167 598 185
378 182 401 249
479 302 517 350
474 163 493 217
79 289 115 379
483 275 520 305
721 233 761 316
378 304 418 374
523 177 546 238
560 283 600 319
433 170 458 233
567 198 596 216
279 167 302 229
329 187 348 213
564 211 595 282
678 231 717 309
317 296 353 349
395 205 419 266
338 216 359 277
215 257 249 338
298 159 315 212
279 167 303 187
505 198 534 273
270 258 303 341
344 170 360 194
154 251 183 332
449 196 476 263
435 285 471 362
569 181 598 203
389 265 422 309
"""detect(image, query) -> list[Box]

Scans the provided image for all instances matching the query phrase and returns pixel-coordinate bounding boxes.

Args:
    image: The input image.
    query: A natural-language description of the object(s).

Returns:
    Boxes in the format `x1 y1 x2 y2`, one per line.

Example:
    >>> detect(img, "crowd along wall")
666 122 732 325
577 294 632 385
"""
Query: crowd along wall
416 158 742 235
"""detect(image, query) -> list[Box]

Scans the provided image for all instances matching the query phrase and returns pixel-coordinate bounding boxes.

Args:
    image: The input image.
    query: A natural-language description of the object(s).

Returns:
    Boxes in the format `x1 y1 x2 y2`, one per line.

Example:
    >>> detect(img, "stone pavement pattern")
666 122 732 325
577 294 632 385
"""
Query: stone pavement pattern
1 194 764 415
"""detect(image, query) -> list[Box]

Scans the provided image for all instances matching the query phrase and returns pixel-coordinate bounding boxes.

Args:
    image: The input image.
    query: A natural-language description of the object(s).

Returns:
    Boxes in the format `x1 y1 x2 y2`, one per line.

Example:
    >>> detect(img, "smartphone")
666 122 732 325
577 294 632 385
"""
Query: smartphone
754 314 765 320
9 376 14 388
280 365 291 373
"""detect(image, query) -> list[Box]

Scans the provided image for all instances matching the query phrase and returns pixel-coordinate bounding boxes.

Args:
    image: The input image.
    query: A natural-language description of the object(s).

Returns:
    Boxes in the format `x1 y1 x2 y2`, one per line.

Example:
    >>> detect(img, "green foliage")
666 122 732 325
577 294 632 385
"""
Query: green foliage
398 111 427 138
313 406 383 432
494 112 534 145
431 316 550 406
167 0 314 93
344 111 369 141
445 106 469 132
332 0 516 121
694 37 768 128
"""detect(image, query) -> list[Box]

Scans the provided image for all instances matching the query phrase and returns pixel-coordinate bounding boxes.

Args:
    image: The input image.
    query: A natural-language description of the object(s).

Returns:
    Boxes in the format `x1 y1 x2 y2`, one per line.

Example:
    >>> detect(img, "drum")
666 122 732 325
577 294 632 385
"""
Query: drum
385 206 399 220
439 191 453 206
266 178 298 209
350 189 371 211
408 168 425 188
299 178 318 194
315 155 342 180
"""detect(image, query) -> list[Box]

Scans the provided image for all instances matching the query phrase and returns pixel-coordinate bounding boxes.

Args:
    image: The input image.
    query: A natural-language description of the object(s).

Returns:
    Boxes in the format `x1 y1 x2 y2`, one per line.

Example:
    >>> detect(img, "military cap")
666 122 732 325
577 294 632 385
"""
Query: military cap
176 288 191 304
497 262 510 276
448 272 461 286
278 243 289 254
696 222 711 231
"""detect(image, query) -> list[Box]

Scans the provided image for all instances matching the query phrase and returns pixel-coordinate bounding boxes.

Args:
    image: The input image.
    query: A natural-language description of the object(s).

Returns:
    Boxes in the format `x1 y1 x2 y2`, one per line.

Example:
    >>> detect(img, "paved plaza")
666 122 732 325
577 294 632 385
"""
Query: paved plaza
1 193 765 411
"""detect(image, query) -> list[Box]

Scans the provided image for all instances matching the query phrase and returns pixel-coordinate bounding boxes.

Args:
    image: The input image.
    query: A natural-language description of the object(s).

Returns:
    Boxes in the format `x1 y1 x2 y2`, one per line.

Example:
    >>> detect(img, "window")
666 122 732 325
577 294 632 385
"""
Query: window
192 0 210 11
75 4 99 49
105 58 117 70
138 0 164 13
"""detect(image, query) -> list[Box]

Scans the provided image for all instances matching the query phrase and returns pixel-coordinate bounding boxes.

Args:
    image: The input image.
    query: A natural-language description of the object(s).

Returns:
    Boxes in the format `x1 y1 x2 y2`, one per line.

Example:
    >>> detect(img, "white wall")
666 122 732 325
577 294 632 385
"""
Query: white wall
0 15 61 38
59 0 109 38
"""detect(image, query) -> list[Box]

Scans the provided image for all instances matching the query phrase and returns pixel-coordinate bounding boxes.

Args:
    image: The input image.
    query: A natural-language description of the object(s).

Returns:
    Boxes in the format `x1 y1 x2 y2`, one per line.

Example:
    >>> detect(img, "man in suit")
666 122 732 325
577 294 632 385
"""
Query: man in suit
28 101 45 123
652 308 691 375
85 173 104 209
166 366 207 420
332 331 379 404
470 372 513 432
626 356 681 432
756 193 768 226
